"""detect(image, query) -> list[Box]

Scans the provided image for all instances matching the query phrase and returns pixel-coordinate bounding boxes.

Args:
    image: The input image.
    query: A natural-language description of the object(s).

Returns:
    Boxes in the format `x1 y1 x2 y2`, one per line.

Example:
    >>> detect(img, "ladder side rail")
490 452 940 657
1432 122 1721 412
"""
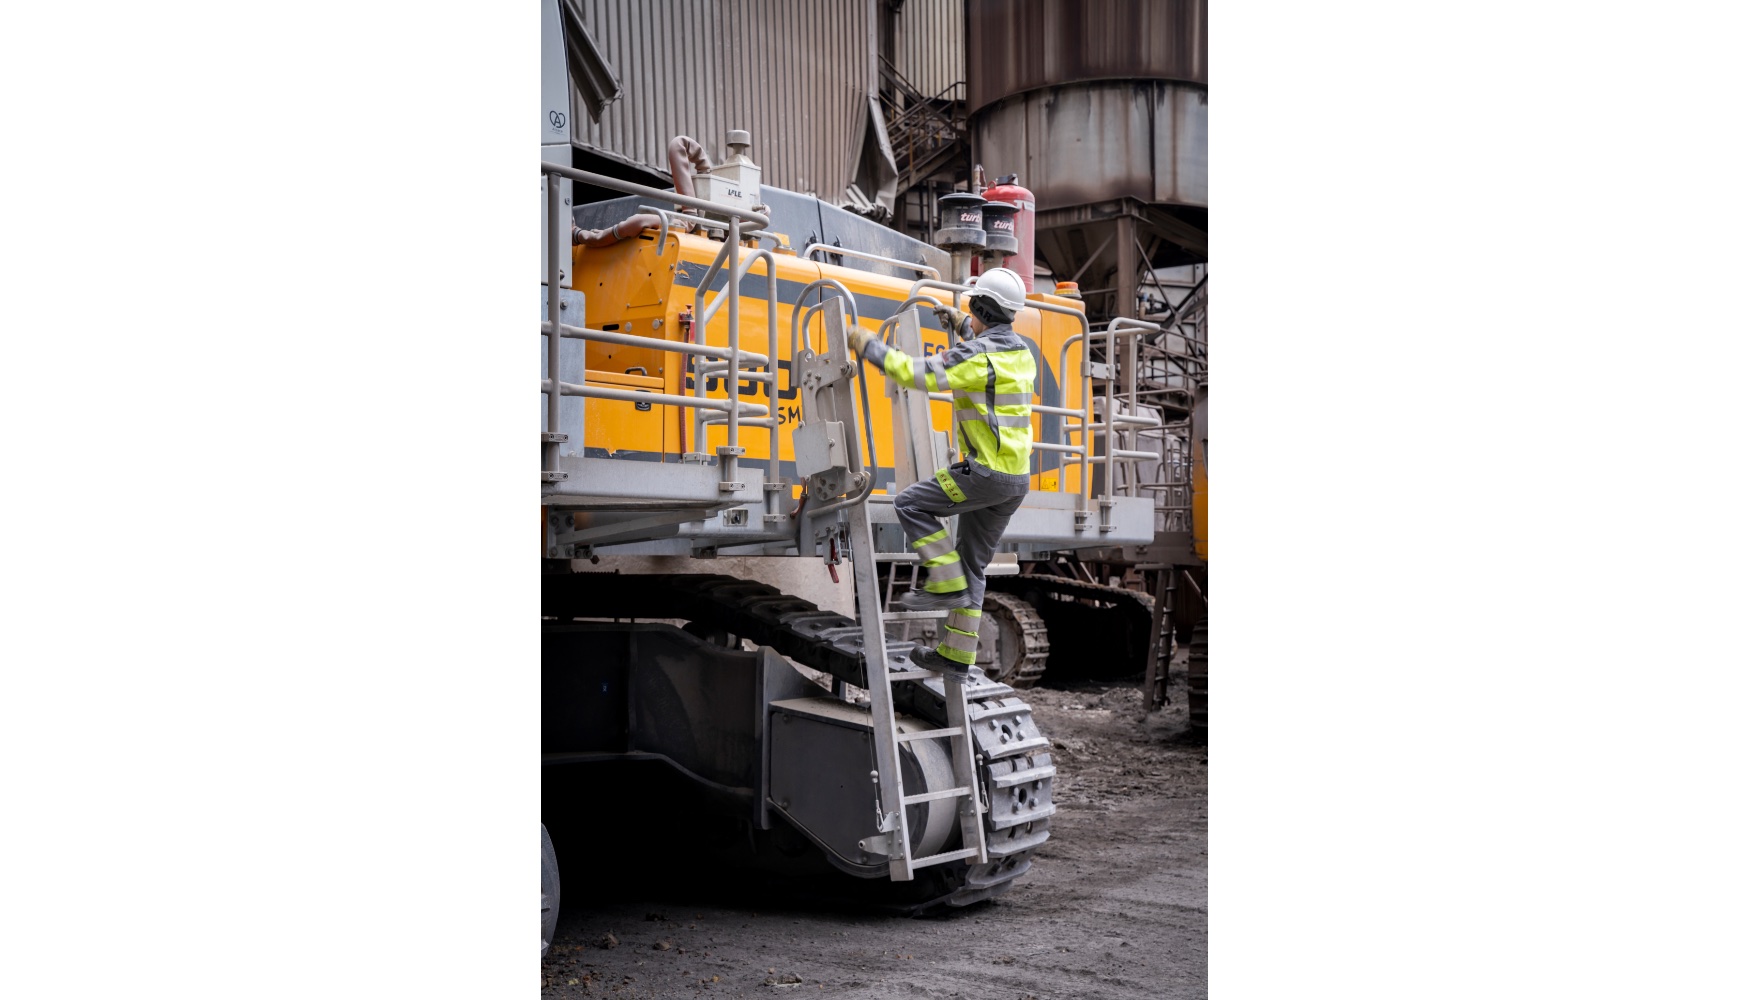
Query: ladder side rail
940 676 989 866
817 300 915 880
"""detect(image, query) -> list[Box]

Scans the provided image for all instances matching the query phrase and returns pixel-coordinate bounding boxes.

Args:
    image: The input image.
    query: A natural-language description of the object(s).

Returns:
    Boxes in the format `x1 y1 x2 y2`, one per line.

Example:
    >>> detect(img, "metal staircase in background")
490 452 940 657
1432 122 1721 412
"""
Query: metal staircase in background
877 56 967 201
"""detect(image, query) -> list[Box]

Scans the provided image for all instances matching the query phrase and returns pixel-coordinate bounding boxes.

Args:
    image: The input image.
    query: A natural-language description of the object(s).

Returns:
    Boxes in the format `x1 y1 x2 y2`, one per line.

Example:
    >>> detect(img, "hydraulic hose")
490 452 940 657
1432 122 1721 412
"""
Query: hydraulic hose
572 213 664 248
666 136 713 232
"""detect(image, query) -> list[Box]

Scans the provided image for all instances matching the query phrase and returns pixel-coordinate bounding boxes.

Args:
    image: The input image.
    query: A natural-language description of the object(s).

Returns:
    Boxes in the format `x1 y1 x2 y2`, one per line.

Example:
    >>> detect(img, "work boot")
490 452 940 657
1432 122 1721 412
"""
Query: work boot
909 644 970 678
893 588 973 612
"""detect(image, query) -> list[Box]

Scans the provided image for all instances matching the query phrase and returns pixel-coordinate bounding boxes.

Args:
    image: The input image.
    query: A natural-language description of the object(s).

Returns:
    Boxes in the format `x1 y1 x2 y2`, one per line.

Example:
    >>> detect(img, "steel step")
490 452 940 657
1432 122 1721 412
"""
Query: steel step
902 786 973 805
909 846 982 869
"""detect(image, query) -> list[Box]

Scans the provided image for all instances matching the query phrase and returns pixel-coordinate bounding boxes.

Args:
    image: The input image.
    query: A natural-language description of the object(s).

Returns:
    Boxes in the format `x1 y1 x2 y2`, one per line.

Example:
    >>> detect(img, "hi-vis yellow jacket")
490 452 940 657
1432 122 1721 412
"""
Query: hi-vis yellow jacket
858 322 1036 485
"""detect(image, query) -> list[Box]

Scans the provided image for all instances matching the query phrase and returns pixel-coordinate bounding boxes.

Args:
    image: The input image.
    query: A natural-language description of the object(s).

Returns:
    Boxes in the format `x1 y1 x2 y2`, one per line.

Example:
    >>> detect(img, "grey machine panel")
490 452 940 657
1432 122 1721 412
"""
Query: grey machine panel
768 697 956 874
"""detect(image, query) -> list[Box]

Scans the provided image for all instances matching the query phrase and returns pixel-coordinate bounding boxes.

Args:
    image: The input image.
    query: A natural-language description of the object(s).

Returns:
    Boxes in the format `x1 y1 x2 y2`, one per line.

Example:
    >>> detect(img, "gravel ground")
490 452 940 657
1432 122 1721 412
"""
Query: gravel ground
542 662 1207 999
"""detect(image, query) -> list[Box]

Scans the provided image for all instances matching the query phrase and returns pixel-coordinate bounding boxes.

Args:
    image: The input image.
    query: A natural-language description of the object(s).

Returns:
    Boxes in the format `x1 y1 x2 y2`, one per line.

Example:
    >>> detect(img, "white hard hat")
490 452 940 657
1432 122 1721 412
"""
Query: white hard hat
966 267 1026 321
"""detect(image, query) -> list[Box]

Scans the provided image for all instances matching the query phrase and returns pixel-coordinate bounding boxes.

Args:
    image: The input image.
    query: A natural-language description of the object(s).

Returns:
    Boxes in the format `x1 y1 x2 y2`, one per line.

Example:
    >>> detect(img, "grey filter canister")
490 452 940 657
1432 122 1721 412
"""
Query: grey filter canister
978 200 1019 256
934 192 987 250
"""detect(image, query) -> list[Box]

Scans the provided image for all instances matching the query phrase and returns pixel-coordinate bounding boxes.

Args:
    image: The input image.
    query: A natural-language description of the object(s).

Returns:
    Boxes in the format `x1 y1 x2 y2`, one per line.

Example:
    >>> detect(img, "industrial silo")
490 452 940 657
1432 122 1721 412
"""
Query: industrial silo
966 0 1206 325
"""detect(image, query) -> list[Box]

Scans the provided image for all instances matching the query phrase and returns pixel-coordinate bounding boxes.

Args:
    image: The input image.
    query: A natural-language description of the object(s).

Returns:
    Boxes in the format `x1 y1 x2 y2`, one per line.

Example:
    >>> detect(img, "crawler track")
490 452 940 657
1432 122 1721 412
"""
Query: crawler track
1188 614 1208 737
979 591 1051 689
985 573 1157 681
543 572 1056 911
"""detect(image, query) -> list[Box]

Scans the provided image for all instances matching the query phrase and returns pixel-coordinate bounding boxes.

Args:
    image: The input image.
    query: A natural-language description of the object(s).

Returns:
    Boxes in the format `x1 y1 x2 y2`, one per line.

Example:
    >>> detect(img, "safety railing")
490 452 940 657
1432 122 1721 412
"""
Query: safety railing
1104 273 1208 501
541 161 771 494
1133 422 1194 530
799 245 940 281
690 240 783 487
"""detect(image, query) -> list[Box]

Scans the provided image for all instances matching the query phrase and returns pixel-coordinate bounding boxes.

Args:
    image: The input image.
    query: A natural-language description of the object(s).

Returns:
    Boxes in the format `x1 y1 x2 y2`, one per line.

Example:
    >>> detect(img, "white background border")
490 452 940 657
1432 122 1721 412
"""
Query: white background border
5 1 1748 995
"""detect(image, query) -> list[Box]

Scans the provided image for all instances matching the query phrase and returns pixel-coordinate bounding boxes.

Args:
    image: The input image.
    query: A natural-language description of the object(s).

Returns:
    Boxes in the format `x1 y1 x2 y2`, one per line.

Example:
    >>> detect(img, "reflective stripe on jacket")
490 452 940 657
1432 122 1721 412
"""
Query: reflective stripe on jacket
868 323 1036 479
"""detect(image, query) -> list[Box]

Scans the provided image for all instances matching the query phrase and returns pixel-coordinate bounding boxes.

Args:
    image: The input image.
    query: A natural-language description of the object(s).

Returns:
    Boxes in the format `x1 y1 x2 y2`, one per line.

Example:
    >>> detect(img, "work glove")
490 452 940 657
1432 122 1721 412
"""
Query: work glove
933 304 967 334
845 325 876 356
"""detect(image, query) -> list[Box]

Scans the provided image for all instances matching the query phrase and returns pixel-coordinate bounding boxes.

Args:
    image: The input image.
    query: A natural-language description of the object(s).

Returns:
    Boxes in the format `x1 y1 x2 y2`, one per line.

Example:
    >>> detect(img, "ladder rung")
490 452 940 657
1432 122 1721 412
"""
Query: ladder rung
886 669 935 681
909 846 981 869
897 727 963 743
902 786 972 805
881 610 949 621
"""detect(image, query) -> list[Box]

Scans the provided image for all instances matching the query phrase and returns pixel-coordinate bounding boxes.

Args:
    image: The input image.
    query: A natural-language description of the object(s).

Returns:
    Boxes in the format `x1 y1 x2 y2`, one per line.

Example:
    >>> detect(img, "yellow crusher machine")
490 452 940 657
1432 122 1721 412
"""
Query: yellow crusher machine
538 0 1207 954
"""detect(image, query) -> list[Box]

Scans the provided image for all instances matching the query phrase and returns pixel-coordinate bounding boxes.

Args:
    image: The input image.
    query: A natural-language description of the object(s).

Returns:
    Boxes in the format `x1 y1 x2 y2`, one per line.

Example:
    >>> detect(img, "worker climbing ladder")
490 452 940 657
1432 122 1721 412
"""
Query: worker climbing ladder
792 298 987 879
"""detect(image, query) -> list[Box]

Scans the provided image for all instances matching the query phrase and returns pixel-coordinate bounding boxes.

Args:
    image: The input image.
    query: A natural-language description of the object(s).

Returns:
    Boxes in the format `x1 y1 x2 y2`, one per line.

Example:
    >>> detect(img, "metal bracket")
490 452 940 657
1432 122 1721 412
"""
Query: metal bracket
540 432 568 443
857 832 898 858
542 471 568 482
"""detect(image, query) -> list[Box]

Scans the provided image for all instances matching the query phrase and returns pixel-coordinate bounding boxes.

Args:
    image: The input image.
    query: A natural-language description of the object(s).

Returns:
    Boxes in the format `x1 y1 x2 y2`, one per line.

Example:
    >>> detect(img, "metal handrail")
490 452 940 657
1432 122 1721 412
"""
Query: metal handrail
789 279 882 487
800 244 939 280
543 163 769 493
634 205 688 253
547 165 772 490
1093 318 1161 497
549 380 766 416
791 279 861 374
686 234 779 484
543 321 768 366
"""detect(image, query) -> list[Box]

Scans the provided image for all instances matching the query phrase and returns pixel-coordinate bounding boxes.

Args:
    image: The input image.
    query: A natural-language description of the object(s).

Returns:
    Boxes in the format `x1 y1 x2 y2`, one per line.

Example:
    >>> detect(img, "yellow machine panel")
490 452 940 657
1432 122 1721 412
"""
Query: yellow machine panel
571 230 1091 495
581 368 667 457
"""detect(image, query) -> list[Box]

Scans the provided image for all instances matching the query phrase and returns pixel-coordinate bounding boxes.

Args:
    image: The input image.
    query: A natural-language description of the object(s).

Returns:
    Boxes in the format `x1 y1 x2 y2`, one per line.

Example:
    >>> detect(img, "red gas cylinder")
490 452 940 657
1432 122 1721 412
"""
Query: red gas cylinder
980 175 1036 293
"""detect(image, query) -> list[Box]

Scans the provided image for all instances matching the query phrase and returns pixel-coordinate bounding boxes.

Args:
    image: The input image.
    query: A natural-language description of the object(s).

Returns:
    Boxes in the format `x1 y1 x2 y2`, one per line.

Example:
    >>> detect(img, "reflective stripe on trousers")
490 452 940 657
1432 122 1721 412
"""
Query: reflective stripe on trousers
937 607 983 665
892 463 1028 610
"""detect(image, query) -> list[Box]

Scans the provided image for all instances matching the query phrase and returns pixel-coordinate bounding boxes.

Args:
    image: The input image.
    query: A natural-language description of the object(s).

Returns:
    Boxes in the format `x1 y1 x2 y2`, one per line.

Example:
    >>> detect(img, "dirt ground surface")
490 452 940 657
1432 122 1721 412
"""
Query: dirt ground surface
542 662 1207 999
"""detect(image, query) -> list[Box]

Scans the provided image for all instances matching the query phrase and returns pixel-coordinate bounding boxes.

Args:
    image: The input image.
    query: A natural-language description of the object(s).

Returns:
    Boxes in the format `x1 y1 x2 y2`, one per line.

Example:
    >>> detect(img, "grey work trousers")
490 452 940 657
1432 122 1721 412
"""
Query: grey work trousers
892 460 1027 609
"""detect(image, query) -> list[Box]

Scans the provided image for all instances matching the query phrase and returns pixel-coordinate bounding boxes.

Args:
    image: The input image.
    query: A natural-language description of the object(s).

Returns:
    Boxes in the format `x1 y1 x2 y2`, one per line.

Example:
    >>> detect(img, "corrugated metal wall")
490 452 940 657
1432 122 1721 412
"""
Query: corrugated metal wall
571 0 877 198
897 0 964 99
